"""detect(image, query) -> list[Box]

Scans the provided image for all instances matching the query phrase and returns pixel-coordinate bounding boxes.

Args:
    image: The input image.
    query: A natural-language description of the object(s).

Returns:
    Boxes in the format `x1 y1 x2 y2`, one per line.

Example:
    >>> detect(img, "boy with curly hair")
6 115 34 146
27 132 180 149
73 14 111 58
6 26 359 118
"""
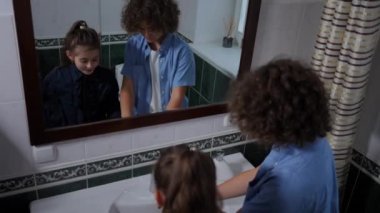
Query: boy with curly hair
219 59 339 213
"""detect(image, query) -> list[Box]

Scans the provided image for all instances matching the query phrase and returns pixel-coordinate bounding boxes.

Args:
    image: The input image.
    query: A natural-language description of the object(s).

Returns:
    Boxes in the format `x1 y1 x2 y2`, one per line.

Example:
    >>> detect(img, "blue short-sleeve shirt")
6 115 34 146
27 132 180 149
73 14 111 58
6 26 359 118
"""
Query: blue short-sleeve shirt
121 33 195 116
242 137 339 213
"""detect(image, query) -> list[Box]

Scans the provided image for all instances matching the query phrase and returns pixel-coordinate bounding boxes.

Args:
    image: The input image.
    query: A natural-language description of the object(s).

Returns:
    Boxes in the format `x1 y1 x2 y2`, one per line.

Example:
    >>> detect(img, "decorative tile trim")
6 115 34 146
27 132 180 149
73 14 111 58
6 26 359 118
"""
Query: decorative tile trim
87 155 132 175
101 35 110 43
130 132 245 166
361 155 380 178
59 38 65 46
35 164 86 186
0 175 35 193
133 149 163 166
186 138 213 150
351 149 380 179
351 149 363 165
35 33 128 49
35 38 59 48
213 132 246 148
109 34 129 42
0 131 247 196
35 32 189 48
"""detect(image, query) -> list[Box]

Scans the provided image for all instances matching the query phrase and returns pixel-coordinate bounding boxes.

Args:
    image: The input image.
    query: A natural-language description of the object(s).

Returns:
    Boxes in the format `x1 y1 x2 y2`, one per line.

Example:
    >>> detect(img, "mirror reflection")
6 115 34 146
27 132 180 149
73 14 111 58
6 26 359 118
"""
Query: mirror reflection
119 0 195 117
31 0 249 128
42 20 121 128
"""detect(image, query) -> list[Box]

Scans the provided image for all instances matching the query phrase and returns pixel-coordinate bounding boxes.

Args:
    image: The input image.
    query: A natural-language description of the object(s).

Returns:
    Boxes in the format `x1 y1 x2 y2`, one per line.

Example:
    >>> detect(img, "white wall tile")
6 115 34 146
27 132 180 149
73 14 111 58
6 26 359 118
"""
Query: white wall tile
353 48 380 164
0 0 13 15
34 141 86 171
0 14 24 103
131 124 175 151
252 2 300 68
295 1 324 62
0 101 34 179
194 0 235 43
213 114 238 132
177 0 197 40
367 134 380 165
252 0 324 68
31 0 101 38
85 131 133 160
252 28 299 68
174 117 215 140
100 0 124 34
259 1 304 30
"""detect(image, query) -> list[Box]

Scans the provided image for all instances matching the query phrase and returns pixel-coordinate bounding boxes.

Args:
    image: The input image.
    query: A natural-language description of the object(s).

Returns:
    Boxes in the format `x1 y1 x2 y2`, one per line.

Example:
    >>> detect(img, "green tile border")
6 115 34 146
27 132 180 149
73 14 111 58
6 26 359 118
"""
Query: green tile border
35 164 86 186
0 175 35 194
200 62 217 102
351 149 380 182
213 132 246 147
0 131 247 199
213 71 232 103
0 191 37 212
37 180 87 199
87 155 132 175
101 35 110 43
132 165 154 178
35 32 191 48
35 33 129 48
211 144 246 158
35 38 59 48
109 43 125 67
109 34 129 42
132 149 163 166
88 170 132 188
194 54 204 91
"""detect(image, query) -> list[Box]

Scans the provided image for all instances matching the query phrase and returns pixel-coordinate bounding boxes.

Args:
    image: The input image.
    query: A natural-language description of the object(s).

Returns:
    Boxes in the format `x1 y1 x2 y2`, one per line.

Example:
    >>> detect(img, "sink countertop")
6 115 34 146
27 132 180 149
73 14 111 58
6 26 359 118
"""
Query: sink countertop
31 152 253 213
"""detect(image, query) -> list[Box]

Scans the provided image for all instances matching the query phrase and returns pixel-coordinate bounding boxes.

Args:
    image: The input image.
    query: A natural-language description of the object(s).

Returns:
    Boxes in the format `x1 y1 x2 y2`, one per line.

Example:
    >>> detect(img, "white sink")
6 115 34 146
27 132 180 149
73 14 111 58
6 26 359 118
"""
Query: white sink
31 153 253 213
109 153 252 213
109 179 159 213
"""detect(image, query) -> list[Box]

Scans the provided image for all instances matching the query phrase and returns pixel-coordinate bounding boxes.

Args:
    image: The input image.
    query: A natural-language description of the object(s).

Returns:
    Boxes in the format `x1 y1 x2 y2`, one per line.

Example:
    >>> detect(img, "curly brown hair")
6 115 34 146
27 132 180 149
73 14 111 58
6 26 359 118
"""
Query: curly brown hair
121 0 180 34
229 59 331 146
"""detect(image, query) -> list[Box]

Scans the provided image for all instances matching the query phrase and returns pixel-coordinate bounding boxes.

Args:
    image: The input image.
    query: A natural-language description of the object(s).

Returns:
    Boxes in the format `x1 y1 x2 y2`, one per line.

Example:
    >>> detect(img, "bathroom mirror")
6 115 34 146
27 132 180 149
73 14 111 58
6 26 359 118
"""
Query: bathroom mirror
13 0 261 145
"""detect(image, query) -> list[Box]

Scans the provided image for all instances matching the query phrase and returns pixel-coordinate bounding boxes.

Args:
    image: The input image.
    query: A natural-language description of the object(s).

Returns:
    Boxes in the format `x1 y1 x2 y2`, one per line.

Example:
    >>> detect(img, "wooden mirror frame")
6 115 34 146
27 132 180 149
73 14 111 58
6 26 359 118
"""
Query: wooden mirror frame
13 0 261 145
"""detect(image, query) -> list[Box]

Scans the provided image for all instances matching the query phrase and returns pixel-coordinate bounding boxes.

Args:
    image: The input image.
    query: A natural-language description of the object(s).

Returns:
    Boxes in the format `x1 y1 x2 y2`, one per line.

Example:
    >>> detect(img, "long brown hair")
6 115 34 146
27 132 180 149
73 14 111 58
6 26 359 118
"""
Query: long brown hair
61 20 100 65
153 145 222 213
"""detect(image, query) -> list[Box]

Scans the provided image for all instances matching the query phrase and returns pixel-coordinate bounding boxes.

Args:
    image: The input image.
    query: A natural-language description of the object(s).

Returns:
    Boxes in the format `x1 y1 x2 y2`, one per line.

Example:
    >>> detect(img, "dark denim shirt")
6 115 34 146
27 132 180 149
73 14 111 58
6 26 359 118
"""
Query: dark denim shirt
43 64 120 128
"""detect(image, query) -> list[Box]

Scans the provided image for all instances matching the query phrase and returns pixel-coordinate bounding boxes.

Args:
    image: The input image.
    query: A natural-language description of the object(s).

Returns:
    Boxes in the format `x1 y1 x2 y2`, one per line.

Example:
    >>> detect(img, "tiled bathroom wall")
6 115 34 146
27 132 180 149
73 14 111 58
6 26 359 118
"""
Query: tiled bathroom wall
5 0 380 212
189 54 232 106
0 131 269 212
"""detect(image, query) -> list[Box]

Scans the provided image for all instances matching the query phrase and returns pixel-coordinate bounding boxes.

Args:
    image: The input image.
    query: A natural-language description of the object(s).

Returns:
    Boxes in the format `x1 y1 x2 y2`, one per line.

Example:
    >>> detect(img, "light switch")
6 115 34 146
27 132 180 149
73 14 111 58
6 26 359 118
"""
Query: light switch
33 145 57 163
